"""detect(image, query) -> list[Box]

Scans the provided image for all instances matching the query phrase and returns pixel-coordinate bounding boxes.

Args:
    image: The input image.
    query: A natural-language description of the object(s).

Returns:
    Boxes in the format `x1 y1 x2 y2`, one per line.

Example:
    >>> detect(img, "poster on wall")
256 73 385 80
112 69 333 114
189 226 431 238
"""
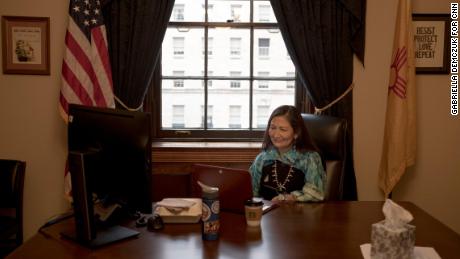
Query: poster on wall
412 14 450 74
1 16 50 75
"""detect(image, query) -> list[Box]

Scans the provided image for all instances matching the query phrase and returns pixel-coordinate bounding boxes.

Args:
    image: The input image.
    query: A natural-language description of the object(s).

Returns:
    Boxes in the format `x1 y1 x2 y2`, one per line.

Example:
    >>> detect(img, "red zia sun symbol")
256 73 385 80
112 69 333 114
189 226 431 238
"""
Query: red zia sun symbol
388 47 407 99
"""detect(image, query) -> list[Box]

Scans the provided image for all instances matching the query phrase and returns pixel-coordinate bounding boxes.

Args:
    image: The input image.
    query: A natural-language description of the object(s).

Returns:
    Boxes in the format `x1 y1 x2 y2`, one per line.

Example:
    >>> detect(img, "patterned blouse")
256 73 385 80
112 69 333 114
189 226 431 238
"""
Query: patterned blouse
249 147 326 202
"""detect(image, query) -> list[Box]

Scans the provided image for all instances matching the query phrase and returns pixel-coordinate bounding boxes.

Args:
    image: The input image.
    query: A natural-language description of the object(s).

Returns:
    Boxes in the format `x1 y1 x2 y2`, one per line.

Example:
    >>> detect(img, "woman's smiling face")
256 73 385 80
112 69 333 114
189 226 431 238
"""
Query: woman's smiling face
268 115 297 153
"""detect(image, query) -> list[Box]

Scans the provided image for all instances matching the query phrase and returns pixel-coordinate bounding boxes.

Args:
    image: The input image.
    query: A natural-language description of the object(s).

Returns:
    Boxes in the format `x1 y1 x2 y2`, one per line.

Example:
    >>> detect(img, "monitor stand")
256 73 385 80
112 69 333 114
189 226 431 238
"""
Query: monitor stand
61 225 139 248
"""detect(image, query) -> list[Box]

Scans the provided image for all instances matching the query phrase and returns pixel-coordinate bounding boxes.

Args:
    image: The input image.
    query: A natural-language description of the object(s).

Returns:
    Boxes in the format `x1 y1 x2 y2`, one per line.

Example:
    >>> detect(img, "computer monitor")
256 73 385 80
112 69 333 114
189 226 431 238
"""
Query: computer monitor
61 104 152 248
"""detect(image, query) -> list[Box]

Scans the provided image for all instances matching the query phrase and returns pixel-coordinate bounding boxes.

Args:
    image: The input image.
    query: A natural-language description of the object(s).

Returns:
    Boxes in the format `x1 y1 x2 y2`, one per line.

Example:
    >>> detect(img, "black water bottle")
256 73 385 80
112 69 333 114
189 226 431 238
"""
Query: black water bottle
199 181 220 241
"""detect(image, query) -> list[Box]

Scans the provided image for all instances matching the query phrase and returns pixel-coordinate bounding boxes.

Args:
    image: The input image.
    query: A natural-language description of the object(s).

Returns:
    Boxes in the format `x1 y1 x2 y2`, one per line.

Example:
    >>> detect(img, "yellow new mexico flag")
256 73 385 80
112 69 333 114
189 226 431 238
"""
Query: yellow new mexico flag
378 0 416 196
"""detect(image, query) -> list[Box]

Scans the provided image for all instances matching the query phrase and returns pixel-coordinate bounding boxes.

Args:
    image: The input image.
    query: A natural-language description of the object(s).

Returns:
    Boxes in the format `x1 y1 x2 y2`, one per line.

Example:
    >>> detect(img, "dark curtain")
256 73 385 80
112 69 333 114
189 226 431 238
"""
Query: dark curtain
270 0 366 200
102 0 175 110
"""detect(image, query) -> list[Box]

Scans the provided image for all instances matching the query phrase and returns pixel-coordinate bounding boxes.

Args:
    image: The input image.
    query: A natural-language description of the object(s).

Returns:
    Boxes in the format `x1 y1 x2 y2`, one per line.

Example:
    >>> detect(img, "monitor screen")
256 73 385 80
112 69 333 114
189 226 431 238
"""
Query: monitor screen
63 104 152 247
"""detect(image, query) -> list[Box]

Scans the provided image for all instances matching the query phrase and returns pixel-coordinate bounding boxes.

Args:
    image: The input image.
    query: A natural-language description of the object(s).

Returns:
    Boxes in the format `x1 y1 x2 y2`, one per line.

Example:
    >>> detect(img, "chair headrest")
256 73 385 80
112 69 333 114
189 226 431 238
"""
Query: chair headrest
301 114 347 160
0 159 26 207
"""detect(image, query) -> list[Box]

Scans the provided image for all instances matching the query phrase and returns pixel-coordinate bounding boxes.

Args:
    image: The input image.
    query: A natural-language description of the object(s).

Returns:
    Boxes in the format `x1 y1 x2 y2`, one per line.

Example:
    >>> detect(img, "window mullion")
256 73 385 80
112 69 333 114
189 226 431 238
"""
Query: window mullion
204 25 208 130
249 0 254 131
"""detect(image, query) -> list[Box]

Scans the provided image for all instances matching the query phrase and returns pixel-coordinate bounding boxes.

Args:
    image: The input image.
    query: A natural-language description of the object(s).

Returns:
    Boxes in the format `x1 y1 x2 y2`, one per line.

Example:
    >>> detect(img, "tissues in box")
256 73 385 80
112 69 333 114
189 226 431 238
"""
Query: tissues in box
154 198 202 223
370 199 416 259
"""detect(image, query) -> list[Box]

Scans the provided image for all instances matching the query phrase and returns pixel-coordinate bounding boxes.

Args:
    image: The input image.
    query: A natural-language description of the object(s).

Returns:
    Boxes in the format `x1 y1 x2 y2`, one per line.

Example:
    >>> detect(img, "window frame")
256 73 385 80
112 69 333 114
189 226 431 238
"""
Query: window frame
149 1 306 141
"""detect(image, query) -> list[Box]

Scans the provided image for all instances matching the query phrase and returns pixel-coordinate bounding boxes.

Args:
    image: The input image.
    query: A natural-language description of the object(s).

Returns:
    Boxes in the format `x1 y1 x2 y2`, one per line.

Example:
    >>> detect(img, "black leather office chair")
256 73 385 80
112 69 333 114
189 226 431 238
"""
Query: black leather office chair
0 159 25 258
301 114 347 201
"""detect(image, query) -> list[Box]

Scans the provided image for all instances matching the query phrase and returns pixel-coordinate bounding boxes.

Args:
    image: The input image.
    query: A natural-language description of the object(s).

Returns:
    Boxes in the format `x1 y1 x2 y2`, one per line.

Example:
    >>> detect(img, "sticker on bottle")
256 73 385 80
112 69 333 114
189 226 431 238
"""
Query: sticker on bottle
211 201 220 214
202 203 211 221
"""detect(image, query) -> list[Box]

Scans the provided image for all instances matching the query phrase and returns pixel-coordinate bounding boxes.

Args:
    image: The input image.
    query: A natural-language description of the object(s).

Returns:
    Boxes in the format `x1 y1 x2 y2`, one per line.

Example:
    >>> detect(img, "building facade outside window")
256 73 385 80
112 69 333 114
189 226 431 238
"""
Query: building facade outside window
230 37 242 58
230 71 241 88
256 105 270 128
229 105 241 128
230 4 242 22
258 71 269 89
202 71 213 88
202 4 214 21
172 105 185 128
173 71 185 88
202 37 213 56
201 105 213 128
173 37 185 57
173 4 185 21
258 4 271 22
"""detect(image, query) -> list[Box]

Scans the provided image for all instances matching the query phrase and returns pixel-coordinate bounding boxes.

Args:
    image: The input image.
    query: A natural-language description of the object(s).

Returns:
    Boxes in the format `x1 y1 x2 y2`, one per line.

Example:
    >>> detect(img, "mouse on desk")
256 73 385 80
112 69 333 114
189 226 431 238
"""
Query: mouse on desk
147 214 164 231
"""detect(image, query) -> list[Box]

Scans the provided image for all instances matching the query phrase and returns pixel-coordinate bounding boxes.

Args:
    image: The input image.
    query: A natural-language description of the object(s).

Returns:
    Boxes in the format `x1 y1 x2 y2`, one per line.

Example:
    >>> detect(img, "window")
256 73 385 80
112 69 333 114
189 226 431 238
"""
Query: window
202 37 213 56
230 71 241 88
257 72 269 89
202 71 213 88
228 105 241 128
202 4 214 21
157 0 297 139
257 105 270 128
230 37 241 57
172 105 185 128
201 105 213 128
173 4 185 21
173 37 184 57
230 4 242 22
258 5 270 22
258 38 270 57
173 71 184 88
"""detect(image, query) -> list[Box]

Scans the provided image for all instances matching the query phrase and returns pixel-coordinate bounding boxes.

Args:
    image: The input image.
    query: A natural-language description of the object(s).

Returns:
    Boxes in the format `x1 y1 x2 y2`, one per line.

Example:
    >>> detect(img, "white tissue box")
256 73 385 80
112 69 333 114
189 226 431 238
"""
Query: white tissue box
154 198 202 223
370 220 415 259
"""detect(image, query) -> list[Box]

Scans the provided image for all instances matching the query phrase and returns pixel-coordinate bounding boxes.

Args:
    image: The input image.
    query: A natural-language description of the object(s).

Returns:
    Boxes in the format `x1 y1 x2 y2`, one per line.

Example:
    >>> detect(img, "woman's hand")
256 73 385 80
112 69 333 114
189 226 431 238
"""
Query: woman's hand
272 194 296 203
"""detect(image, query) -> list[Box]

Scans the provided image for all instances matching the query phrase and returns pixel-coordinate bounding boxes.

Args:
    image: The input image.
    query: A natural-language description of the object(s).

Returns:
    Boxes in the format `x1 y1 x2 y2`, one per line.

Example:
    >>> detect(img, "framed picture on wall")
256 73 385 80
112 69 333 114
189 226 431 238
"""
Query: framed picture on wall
1 16 50 75
412 14 450 74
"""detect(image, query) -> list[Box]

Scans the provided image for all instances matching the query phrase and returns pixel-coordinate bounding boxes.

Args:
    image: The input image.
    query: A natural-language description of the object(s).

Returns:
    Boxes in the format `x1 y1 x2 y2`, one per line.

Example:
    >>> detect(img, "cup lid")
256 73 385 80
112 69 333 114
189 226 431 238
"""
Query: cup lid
245 198 263 206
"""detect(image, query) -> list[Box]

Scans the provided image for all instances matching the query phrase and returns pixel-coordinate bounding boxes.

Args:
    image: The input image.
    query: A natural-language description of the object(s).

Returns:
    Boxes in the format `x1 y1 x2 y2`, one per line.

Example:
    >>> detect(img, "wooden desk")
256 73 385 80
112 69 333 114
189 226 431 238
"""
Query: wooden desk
6 201 460 258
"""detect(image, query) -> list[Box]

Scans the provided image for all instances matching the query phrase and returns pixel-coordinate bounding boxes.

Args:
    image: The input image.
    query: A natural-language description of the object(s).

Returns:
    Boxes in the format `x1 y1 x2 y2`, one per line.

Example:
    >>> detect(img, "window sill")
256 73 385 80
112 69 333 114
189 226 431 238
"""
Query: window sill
152 141 262 163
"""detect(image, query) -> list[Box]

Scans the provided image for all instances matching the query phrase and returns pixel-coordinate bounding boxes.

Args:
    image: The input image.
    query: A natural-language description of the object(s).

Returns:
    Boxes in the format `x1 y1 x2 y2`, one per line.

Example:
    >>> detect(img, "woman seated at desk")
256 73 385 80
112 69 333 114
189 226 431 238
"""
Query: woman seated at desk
249 105 326 202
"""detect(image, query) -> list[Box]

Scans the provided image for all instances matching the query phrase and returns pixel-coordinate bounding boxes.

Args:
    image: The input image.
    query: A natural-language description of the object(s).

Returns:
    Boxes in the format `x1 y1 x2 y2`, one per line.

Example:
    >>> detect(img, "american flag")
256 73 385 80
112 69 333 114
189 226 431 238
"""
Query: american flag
59 0 115 197
59 0 115 119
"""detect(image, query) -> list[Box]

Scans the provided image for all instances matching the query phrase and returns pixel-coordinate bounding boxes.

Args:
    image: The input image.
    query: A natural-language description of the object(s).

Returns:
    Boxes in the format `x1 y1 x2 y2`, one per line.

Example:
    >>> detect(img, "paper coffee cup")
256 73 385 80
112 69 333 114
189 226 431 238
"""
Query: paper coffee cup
245 199 263 227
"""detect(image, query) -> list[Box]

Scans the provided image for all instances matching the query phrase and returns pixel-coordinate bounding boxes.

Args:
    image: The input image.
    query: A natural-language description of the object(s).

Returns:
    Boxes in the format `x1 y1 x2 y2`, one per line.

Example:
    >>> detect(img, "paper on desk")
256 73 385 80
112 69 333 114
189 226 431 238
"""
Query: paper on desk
360 244 441 259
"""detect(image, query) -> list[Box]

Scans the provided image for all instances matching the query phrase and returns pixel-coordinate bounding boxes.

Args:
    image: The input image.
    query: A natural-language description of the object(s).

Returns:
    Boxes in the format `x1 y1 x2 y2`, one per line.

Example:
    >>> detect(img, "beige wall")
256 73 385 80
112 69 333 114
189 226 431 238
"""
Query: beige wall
0 0 458 242
354 0 460 235
1 0 70 241
394 0 460 236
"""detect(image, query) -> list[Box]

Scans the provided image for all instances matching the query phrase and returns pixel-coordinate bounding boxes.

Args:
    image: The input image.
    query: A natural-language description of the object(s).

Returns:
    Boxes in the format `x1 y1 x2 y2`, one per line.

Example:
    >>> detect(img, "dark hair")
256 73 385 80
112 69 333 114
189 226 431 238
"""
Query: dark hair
262 105 317 152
